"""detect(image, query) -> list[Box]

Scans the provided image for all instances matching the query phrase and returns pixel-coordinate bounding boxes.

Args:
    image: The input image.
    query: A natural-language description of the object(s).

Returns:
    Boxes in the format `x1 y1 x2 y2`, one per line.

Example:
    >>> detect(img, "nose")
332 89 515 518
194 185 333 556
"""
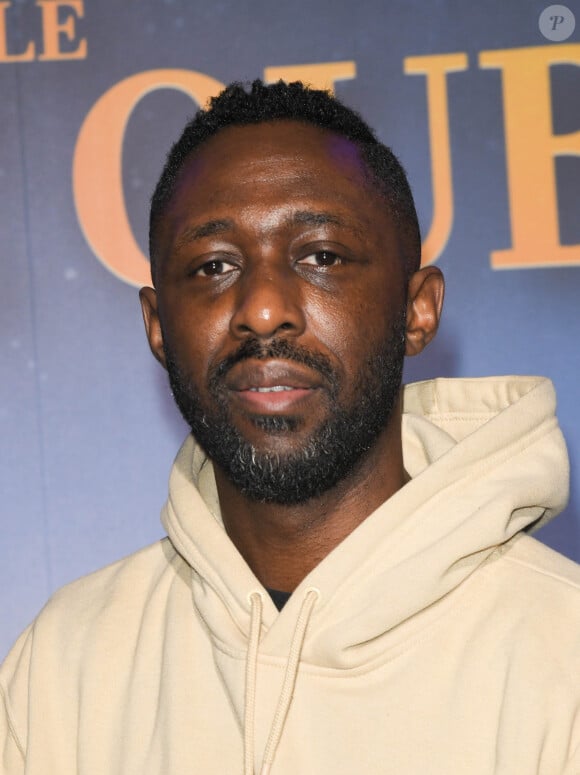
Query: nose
229 263 306 340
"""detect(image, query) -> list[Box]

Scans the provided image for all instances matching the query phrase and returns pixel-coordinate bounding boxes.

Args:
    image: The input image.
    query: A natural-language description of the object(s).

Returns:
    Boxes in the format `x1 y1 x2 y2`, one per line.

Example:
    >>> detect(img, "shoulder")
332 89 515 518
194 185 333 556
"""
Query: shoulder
37 538 188 641
1 538 187 680
48 537 181 600
499 534 580 592
480 535 580 657
0 538 192 760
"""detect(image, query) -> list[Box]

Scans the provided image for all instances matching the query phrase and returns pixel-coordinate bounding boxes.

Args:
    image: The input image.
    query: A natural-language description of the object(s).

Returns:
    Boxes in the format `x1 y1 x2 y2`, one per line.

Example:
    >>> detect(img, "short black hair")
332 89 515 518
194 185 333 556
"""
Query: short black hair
149 79 421 282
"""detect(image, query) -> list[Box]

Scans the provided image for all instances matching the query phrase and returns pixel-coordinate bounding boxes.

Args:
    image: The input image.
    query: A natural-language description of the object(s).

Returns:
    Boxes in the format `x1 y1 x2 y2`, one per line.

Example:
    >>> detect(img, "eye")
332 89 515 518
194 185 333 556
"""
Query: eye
298 251 342 267
195 259 237 277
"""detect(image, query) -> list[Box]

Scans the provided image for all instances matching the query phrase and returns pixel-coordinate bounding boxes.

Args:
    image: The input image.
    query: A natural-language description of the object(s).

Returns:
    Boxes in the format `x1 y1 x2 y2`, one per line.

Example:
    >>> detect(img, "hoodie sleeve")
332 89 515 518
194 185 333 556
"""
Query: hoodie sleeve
0 629 31 774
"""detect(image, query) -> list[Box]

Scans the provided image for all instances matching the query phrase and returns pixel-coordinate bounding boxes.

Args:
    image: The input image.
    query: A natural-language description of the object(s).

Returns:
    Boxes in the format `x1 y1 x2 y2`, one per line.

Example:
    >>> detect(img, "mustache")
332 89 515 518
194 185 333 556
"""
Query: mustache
211 337 337 386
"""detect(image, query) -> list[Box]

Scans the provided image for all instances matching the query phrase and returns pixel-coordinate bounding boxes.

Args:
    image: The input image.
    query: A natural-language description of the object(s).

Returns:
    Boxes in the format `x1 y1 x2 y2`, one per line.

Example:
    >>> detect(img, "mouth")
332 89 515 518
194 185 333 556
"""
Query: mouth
234 386 315 413
225 359 324 414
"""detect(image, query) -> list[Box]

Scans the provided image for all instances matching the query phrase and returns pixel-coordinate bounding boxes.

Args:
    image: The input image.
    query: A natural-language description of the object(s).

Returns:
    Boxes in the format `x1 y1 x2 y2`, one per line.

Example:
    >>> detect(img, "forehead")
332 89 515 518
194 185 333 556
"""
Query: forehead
183 120 371 183
156 121 395 254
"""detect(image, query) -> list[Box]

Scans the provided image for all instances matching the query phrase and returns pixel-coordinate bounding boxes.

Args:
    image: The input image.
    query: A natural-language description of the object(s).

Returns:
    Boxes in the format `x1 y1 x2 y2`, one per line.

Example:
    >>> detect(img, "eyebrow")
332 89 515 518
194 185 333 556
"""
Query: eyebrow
290 210 343 228
174 219 234 250
288 210 366 238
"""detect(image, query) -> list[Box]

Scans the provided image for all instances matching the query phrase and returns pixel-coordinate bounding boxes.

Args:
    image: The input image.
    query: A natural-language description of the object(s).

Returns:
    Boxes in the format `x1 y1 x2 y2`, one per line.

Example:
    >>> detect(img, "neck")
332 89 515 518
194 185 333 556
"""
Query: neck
214 406 406 592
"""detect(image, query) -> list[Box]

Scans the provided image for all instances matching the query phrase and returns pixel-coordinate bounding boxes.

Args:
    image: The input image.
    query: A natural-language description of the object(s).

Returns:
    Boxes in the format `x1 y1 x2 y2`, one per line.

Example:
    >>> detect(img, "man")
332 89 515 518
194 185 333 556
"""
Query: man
1 80 579 774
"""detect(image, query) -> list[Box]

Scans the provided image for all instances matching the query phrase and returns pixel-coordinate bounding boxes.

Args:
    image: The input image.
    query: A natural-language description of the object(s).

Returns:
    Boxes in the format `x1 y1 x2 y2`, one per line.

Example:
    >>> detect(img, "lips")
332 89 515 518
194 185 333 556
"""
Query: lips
224 359 323 414
225 359 324 392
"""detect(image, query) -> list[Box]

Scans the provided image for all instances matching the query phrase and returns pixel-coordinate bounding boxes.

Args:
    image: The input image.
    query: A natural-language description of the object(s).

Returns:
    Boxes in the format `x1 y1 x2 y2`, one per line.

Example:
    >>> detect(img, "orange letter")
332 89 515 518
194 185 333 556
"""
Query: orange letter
264 61 356 94
0 1 35 61
37 0 86 60
479 44 580 268
73 70 225 287
404 53 469 266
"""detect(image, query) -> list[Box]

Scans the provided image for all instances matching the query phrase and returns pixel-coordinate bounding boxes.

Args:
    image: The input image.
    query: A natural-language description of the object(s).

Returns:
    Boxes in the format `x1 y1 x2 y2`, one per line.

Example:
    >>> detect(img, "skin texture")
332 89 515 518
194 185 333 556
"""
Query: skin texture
140 121 444 592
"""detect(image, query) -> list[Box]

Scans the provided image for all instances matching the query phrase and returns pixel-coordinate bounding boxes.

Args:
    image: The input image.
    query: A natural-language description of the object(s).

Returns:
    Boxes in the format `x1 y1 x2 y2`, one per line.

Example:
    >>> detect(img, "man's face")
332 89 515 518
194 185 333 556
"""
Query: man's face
145 121 410 503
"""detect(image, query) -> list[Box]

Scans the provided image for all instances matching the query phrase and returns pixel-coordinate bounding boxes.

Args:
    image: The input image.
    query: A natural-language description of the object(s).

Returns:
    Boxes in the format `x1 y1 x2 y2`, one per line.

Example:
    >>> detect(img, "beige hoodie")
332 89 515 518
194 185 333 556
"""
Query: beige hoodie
1 376 579 774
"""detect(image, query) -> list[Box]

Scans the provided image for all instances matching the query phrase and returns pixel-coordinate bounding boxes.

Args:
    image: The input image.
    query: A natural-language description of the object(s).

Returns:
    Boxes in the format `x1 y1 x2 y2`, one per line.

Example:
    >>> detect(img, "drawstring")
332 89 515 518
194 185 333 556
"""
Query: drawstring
244 592 264 775
243 588 320 775
260 588 319 774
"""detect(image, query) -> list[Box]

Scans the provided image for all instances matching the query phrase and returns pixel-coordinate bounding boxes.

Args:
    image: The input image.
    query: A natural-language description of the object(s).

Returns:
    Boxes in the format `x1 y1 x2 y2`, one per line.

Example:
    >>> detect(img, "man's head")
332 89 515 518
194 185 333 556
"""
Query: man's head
141 81 444 505
149 79 421 284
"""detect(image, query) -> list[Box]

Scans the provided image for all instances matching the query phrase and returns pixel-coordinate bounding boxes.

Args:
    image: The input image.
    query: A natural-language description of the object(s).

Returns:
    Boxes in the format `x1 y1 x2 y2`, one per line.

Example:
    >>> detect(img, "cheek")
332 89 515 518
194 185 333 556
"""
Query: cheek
159 295 230 375
306 289 388 359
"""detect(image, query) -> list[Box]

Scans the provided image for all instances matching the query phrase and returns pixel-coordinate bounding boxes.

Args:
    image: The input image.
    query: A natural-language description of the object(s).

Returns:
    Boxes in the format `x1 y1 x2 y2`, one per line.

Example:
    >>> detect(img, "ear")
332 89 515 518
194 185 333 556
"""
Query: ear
139 286 167 369
404 266 445 357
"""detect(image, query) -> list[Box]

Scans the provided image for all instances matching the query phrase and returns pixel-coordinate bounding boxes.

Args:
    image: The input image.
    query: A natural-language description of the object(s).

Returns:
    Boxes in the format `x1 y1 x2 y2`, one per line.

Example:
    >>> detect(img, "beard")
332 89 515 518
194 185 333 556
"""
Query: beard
164 312 406 505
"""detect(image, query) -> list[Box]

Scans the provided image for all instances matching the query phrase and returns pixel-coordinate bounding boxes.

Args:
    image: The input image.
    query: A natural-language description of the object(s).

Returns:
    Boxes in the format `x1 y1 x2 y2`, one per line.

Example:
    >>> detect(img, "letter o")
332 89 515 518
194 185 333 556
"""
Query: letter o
73 69 225 287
